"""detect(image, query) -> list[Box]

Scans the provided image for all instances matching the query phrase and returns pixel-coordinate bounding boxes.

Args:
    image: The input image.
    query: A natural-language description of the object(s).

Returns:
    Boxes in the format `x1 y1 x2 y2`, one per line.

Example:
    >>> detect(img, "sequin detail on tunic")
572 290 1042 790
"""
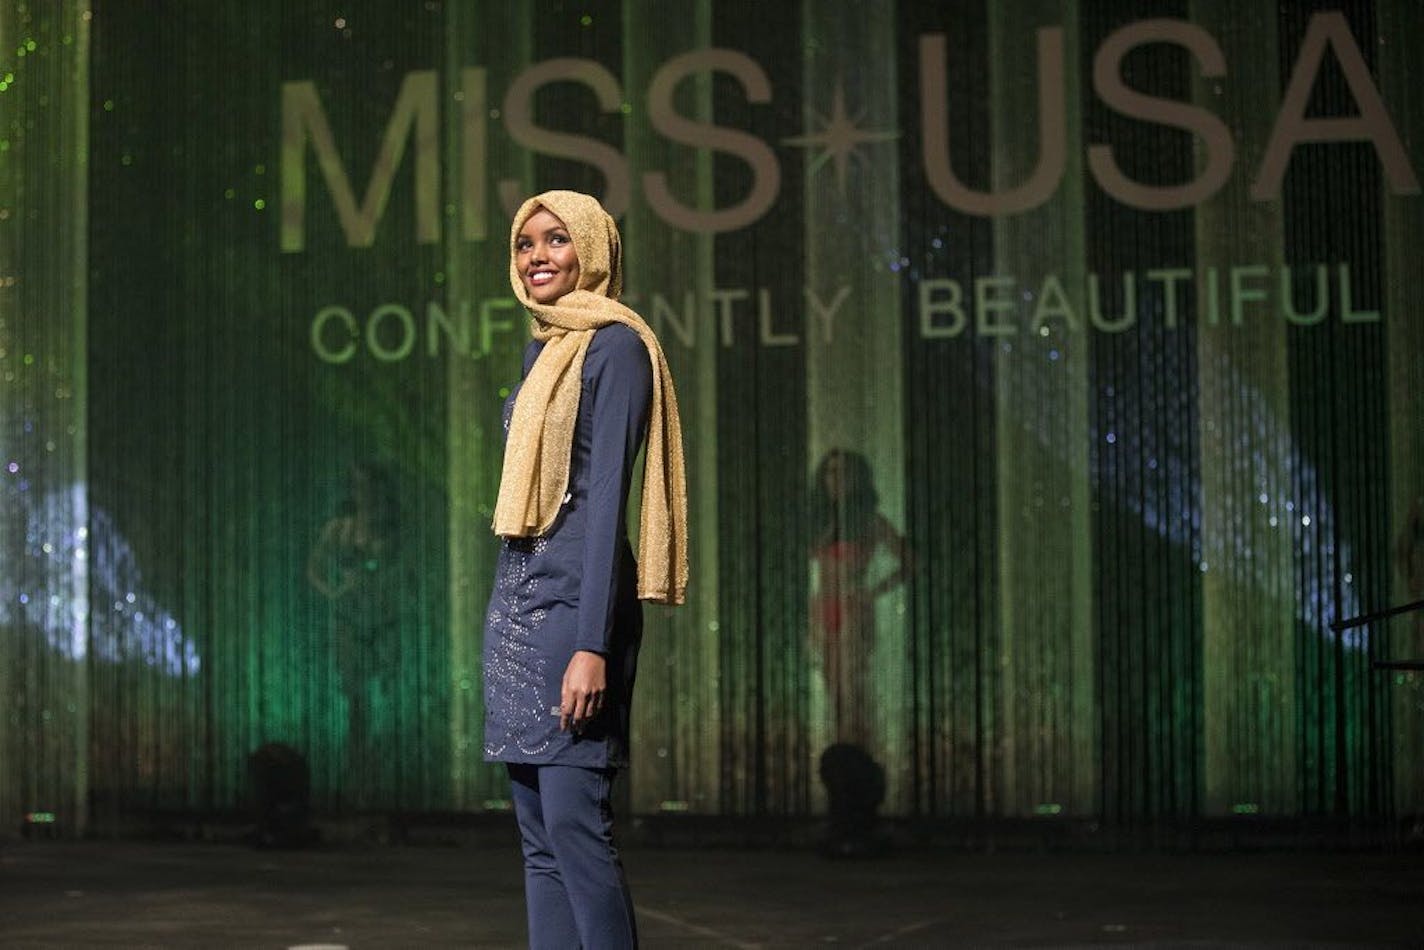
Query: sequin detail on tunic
482 535 553 757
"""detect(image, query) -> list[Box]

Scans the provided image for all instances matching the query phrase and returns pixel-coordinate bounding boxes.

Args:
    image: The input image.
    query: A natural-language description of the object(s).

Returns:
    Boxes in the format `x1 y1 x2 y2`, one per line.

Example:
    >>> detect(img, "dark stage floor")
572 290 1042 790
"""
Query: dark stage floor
1 836 1421 948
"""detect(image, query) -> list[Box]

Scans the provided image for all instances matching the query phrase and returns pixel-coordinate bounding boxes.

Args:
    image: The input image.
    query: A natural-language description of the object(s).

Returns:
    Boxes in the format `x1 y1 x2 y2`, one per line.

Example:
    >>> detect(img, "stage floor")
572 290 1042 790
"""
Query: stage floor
1 838 1420 948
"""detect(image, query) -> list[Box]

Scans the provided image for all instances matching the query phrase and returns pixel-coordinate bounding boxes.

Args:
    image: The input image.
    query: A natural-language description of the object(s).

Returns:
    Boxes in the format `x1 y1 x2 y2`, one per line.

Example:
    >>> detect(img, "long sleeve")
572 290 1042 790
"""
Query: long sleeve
574 325 652 654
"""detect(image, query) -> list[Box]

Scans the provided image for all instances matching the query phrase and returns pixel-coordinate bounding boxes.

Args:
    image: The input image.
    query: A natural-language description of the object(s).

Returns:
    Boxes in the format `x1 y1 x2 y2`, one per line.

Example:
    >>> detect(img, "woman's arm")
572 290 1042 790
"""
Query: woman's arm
562 326 653 729
868 512 912 598
306 518 351 600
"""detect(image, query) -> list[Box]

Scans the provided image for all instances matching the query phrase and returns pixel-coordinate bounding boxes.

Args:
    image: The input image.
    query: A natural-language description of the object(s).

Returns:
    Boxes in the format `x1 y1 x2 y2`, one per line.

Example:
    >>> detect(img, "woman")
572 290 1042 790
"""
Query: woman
483 190 687 949
306 460 405 809
808 449 908 748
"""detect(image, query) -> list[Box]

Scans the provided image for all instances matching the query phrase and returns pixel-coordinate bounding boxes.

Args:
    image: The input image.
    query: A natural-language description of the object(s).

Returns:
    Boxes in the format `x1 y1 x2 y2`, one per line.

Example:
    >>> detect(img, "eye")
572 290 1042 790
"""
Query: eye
515 237 532 251
550 232 570 245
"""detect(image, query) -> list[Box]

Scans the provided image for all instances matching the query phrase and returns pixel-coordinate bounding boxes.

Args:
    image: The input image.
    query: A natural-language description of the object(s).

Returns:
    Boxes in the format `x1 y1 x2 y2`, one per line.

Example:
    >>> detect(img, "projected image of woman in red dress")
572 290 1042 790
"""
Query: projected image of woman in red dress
808 449 910 748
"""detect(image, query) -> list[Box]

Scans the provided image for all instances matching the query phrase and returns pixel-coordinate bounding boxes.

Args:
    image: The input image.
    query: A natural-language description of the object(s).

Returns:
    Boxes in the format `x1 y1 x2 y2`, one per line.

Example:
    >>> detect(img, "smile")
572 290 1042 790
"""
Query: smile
528 270 557 285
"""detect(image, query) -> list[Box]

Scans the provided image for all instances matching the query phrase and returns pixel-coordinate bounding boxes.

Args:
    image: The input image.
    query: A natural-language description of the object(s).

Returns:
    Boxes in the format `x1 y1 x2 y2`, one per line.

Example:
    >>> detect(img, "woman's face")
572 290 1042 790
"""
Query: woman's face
515 208 581 304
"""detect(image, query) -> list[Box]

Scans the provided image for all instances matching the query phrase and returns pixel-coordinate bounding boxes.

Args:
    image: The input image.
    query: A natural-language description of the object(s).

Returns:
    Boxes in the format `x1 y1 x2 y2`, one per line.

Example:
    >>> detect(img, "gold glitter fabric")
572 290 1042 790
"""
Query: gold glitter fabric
492 190 689 606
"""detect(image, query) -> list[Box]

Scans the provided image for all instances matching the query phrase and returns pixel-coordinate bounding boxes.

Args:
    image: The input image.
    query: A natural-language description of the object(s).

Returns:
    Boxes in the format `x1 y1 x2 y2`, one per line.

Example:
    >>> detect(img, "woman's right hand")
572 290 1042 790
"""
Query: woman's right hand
560 650 607 732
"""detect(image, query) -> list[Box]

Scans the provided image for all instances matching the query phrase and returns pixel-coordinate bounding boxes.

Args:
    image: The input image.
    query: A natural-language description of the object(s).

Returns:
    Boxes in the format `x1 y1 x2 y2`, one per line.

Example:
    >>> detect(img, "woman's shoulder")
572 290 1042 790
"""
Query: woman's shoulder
583 323 652 391
586 323 649 369
589 322 643 354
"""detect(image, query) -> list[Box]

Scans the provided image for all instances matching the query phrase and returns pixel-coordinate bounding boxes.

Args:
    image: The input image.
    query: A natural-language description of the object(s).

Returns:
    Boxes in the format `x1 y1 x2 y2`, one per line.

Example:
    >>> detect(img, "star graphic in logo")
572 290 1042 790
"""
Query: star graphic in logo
783 83 899 194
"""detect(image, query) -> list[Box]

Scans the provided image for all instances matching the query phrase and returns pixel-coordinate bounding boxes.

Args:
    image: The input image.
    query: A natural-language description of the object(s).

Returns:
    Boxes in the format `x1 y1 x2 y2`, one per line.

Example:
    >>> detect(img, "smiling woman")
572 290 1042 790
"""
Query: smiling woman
515 209 582 304
481 190 688 949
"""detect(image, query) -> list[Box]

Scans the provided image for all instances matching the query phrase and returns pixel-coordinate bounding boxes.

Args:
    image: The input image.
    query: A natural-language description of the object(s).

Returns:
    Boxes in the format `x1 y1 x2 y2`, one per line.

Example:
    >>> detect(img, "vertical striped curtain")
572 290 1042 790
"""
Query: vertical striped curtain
2 0 1419 829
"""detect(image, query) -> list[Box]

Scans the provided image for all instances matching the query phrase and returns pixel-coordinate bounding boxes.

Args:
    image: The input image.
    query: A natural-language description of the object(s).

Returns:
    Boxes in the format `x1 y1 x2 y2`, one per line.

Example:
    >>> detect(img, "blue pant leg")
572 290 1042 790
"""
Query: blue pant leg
540 766 638 950
508 764 580 949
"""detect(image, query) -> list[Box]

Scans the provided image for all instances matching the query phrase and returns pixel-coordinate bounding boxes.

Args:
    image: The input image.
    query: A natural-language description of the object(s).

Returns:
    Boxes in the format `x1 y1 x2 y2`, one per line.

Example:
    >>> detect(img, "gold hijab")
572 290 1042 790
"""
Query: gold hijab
491 190 688 606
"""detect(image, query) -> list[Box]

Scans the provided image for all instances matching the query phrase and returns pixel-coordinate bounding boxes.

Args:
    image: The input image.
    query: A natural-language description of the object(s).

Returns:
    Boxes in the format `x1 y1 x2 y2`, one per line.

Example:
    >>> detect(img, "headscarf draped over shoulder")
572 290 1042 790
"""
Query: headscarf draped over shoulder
492 190 689 606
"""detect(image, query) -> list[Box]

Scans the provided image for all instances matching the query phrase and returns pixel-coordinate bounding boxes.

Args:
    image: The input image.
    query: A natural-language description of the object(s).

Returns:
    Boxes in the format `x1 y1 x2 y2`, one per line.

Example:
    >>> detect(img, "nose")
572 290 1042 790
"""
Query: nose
529 240 549 264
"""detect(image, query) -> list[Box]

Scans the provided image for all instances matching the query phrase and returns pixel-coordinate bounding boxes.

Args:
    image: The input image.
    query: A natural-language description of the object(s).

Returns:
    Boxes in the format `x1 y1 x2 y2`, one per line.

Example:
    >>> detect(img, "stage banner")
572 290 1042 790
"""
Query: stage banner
3 0 1421 827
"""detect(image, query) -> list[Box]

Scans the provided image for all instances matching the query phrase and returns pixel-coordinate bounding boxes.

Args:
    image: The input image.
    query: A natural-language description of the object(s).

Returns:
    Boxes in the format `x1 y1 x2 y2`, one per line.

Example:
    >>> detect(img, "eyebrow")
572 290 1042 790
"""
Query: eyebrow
517 225 571 242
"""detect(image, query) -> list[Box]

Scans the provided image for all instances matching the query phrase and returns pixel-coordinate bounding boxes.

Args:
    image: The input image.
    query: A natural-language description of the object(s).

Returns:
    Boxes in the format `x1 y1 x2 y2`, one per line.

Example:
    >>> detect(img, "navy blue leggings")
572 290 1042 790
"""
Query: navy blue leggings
507 763 638 949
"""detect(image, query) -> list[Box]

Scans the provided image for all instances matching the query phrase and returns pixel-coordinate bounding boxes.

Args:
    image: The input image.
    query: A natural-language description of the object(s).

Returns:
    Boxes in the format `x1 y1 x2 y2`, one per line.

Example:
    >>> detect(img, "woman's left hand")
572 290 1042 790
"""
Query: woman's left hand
561 650 607 732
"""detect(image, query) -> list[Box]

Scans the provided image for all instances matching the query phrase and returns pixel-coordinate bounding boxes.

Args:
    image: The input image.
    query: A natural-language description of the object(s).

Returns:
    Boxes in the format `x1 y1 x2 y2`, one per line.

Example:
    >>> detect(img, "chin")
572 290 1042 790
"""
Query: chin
523 280 565 304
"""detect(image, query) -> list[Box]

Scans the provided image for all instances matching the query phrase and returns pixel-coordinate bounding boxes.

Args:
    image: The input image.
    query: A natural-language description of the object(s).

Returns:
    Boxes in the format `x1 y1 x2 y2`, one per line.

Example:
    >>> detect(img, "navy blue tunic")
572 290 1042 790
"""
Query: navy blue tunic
483 323 653 768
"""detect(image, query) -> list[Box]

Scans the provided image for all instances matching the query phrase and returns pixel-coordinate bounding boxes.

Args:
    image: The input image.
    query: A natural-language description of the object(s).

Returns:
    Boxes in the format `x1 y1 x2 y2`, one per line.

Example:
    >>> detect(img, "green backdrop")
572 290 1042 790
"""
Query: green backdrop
2 0 1422 829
